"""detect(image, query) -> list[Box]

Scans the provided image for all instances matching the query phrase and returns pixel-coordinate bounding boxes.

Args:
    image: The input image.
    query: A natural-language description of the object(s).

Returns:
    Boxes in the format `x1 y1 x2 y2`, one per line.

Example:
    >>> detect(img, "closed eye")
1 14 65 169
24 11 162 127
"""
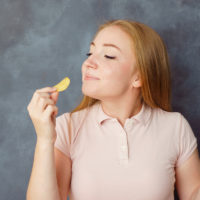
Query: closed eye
104 55 116 59
86 53 116 59
86 53 92 57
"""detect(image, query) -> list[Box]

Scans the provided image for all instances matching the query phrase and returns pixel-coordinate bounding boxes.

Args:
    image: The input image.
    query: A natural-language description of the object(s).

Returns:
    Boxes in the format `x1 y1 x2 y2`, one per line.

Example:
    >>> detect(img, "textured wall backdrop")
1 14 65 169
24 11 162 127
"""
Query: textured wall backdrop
0 0 199 200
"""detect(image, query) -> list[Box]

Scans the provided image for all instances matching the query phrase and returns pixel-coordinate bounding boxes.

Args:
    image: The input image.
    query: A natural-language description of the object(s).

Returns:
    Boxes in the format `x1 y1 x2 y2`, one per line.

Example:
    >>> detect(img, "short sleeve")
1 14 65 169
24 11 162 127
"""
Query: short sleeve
54 113 71 158
176 114 198 168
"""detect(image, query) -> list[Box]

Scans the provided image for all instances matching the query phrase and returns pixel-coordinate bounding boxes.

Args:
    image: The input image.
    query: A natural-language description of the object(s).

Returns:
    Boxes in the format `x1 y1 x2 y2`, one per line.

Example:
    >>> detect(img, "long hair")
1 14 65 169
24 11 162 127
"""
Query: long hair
67 19 172 144
70 19 172 115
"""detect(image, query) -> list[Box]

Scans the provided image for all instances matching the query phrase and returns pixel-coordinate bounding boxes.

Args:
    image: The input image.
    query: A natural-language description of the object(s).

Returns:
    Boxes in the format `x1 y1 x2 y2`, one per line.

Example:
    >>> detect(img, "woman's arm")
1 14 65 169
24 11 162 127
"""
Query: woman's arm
26 139 61 200
26 87 60 200
54 147 72 200
175 148 200 200
190 187 200 200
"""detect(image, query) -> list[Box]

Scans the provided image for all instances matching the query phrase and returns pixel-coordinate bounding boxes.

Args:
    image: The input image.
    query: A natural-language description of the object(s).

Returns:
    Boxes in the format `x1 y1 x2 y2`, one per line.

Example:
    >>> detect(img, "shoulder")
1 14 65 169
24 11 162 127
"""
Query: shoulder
56 102 98 131
152 106 182 121
150 106 185 131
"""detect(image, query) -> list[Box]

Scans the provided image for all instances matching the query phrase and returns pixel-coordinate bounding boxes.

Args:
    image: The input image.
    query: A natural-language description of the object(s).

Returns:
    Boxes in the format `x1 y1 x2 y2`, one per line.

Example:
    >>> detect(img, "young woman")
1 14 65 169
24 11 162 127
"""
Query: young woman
26 19 200 200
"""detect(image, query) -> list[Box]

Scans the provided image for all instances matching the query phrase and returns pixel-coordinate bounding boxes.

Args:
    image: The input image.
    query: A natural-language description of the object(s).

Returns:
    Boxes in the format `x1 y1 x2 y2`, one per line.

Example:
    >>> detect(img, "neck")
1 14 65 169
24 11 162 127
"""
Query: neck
100 93 143 127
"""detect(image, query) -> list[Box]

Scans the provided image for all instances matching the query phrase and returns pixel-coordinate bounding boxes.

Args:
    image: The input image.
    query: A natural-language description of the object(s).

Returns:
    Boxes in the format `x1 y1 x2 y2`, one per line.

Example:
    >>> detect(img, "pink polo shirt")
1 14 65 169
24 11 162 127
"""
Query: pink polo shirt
54 101 197 200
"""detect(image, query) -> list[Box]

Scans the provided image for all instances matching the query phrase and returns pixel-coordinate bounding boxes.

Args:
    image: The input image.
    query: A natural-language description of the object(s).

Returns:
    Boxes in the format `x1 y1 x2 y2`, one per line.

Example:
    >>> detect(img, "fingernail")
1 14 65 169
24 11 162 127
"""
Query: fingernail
52 87 57 91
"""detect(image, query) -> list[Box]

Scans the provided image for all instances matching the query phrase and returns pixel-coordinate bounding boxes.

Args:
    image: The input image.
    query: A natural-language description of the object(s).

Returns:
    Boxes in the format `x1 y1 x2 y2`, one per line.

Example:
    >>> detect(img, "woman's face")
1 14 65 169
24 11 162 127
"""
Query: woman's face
81 25 138 101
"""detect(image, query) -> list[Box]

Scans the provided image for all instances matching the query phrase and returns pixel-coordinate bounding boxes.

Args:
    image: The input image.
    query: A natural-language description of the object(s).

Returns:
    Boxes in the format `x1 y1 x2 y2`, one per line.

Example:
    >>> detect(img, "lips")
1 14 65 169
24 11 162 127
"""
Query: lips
85 73 100 80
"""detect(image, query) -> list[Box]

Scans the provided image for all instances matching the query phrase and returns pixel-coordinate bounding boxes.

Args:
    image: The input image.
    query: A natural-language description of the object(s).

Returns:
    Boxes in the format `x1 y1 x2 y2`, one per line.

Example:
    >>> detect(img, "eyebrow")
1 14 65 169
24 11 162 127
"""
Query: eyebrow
90 42 122 52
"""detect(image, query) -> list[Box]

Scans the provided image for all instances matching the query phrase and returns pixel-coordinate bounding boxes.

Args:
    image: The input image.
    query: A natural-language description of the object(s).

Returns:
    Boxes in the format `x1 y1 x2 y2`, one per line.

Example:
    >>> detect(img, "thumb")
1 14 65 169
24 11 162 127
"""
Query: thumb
50 91 59 104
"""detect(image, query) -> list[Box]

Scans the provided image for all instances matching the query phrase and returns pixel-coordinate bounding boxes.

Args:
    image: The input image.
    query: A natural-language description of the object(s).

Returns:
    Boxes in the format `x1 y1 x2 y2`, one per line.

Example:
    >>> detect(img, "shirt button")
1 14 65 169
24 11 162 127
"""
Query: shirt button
121 145 128 152
125 123 132 131
119 149 128 157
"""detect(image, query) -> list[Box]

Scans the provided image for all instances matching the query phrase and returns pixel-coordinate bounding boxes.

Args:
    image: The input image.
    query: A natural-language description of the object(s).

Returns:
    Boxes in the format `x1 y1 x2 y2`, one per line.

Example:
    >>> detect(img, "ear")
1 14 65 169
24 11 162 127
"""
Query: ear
132 72 142 88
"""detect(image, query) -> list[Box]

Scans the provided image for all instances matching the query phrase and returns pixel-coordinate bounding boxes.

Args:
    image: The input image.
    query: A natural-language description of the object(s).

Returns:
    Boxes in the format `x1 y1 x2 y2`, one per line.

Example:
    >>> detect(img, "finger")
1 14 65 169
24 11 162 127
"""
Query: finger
31 91 40 107
30 87 56 108
38 97 55 111
32 88 51 104
53 106 58 117
37 92 50 99
35 91 52 105
50 91 59 104
36 87 57 93
43 104 58 120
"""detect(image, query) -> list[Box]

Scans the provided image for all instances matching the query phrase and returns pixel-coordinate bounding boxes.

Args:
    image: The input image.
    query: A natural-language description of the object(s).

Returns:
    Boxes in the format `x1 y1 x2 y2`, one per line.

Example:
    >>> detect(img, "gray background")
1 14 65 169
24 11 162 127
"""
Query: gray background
0 0 199 200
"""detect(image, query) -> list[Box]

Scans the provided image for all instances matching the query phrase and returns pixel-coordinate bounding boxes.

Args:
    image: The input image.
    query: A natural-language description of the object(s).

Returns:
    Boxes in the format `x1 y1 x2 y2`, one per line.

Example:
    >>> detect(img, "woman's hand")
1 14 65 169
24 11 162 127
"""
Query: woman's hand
27 87 59 143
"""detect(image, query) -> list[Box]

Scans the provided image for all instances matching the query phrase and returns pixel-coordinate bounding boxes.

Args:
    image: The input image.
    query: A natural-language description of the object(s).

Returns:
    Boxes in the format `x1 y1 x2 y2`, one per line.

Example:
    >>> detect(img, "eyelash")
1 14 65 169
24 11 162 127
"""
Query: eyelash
86 53 116 60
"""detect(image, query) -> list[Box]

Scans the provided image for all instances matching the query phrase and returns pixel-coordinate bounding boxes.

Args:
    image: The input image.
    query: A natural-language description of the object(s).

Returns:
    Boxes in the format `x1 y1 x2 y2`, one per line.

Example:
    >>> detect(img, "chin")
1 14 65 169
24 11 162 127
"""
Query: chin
81 86 101 100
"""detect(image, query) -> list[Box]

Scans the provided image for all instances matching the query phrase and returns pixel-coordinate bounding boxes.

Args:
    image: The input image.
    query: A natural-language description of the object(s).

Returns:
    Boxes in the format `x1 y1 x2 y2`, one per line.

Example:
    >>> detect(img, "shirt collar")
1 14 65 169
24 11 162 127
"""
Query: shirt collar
95 101 152 126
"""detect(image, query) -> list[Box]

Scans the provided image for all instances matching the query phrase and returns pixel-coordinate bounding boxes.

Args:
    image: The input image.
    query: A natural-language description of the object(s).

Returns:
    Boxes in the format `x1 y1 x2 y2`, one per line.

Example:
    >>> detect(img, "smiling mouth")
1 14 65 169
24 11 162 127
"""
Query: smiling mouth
84 74 100 80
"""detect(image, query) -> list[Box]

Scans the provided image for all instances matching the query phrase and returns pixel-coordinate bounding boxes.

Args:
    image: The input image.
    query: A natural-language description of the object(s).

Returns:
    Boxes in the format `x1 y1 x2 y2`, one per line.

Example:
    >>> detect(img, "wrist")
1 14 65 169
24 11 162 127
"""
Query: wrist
36 137 56 146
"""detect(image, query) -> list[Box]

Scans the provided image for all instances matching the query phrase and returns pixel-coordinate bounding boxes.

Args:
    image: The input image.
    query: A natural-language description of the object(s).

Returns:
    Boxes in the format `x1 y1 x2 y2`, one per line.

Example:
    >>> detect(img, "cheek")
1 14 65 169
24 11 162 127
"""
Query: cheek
100 63 131 92
122 61 133 74
81 62 86 73
81 62 87 76
121 62 135 85
108 62 132 82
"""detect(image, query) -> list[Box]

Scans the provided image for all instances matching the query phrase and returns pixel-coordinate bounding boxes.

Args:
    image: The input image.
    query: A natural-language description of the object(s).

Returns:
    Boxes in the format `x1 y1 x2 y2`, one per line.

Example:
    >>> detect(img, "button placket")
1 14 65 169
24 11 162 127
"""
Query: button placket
124 119 133 132
119 130 129 161
114 120 129 165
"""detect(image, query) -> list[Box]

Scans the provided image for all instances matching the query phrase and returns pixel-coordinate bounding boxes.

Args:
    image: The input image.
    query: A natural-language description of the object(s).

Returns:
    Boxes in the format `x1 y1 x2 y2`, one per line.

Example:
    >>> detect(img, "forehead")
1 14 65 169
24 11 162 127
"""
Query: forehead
92 26 134 53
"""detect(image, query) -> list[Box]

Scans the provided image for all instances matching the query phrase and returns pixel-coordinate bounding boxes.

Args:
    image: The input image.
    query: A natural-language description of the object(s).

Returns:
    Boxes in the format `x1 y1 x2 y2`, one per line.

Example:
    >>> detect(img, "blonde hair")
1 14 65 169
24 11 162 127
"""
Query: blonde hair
70 19 172 115
69 20 171 144
67 19 172 144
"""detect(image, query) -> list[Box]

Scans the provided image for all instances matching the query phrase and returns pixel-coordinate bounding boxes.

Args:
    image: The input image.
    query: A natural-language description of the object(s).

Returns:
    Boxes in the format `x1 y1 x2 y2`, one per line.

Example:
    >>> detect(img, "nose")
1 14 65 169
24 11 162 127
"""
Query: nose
85 55 98 69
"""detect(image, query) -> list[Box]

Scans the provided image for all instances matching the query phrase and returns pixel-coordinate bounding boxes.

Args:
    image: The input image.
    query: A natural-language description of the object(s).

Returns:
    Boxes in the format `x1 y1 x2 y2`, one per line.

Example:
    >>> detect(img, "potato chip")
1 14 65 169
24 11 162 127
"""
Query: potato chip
53 77 70 92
